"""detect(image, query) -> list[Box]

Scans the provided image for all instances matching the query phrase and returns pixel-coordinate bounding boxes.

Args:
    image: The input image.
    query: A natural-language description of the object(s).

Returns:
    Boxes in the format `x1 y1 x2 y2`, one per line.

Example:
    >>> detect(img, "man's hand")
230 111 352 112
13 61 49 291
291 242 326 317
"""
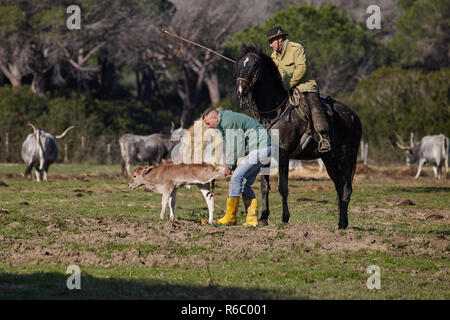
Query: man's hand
224 166 234 176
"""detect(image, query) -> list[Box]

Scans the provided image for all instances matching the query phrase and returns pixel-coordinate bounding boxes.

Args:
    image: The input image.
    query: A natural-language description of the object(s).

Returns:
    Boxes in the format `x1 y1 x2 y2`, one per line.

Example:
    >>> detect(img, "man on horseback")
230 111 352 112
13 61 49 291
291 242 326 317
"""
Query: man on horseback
266 26 331 153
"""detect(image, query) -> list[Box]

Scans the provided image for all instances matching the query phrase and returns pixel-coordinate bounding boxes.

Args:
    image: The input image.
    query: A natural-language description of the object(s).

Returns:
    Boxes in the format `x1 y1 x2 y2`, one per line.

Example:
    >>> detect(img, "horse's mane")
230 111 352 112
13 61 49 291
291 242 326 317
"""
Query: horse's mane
237 45 283 84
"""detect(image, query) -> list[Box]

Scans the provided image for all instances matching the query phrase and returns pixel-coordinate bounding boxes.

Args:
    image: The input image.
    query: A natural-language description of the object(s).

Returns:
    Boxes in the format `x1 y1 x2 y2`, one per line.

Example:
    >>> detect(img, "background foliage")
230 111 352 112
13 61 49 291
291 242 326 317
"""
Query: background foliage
0 0 448 164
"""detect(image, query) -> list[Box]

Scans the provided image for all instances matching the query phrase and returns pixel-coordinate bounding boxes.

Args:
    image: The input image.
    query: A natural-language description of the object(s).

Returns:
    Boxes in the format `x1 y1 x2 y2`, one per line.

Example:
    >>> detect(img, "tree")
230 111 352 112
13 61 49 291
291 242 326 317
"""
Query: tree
340 65 450 145
0 3 31 87
63 0 175 94
273 0 401 41
390 0 450 70
0 1 77 96
0 0 175 97
146 0 272 128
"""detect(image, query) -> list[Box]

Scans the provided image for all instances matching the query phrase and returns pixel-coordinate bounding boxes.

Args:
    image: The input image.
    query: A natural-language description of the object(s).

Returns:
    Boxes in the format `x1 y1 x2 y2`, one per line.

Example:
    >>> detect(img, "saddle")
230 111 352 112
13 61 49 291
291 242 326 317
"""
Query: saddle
289 89 334 120
288 88 335 151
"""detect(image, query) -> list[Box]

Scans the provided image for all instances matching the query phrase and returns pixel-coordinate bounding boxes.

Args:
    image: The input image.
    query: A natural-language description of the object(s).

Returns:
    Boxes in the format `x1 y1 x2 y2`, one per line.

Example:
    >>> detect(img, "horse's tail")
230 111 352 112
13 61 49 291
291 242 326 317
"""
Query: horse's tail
350 146 359 183
352 115 363 183
333 100 362 183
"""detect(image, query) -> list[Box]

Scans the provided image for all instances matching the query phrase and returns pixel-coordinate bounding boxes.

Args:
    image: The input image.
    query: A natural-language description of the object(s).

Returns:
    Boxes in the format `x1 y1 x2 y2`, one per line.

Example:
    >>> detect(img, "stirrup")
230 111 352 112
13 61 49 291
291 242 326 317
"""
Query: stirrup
317 132 331 152
318 138 331 153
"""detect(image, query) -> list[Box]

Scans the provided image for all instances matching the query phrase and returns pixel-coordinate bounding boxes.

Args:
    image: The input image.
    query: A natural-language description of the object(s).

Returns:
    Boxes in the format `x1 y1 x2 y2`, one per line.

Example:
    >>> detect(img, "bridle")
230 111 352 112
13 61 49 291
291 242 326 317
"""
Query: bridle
236 52 261 91
237 52 287 114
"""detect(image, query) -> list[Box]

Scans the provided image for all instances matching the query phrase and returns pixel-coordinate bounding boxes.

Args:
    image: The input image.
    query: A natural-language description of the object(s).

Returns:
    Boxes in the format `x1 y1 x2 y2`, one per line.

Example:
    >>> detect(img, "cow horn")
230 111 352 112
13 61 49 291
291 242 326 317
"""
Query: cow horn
170 121 175 133
395 133 409 150
396 142 409 150
28 123 37 133
55 126 75 139
410 132 415 146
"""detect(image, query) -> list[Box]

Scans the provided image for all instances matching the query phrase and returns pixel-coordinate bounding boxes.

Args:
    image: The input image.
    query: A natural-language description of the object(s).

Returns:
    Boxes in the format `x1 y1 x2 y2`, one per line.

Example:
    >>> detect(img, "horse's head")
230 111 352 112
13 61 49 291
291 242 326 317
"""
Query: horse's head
236 44 286 112
236 45 262 107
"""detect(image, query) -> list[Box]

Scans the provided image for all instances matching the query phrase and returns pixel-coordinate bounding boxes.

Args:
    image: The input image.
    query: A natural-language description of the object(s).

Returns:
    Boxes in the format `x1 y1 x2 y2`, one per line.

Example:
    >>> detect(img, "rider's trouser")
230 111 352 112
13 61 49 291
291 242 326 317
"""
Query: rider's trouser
304 92 330 137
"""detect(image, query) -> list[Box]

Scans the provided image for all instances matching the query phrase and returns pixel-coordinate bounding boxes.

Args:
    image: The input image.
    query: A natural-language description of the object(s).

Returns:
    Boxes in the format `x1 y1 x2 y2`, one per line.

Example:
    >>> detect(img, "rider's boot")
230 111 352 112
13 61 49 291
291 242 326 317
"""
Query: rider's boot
306 92 331 153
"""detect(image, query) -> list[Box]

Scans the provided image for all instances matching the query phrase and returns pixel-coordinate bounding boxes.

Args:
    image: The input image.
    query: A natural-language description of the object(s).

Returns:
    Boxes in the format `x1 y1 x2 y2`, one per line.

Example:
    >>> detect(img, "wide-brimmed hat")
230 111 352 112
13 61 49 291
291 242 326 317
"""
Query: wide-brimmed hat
266 26 288 42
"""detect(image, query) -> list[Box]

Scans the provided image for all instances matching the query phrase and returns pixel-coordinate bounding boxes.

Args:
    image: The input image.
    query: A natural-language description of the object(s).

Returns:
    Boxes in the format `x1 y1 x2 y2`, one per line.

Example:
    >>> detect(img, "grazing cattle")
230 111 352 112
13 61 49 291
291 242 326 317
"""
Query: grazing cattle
22 123 75 181
397 133 449 179
128 163 225 224
119 132 181 177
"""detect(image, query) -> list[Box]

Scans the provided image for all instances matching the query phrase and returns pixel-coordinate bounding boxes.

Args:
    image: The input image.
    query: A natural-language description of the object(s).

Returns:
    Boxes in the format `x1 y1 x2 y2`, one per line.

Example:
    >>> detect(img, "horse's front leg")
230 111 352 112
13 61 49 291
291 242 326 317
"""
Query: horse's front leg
259 170 271 226
278 154 290 223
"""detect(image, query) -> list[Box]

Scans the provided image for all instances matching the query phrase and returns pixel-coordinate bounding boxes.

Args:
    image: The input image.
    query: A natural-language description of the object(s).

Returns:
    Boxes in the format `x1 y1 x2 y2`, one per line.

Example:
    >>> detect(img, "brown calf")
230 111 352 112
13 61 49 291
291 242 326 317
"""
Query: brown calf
128 163 225 223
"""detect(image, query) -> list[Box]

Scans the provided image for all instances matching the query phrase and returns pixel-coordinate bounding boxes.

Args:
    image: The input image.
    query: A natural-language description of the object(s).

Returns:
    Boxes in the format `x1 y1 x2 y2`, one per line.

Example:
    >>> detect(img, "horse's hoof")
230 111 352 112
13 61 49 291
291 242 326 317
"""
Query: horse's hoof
282 216 290 223
258 219 268 227
338 223 348 230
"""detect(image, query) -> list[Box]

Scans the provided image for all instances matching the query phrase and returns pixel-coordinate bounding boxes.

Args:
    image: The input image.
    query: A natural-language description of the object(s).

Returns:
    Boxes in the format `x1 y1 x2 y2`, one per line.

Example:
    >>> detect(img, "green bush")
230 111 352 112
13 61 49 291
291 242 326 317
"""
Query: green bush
339 66 450 163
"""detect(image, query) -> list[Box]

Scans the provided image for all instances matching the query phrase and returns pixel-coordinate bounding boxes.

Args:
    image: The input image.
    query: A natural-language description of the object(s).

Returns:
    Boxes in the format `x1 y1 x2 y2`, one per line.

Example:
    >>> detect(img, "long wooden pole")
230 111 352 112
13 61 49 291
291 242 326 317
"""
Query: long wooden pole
160 29 236 64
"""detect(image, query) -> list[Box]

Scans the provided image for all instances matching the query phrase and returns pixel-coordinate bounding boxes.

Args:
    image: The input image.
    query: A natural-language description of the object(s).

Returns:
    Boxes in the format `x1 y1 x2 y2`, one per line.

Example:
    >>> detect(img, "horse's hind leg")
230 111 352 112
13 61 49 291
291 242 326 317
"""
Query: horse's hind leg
259 173 271 226
335 146 358 229
322 152 352 229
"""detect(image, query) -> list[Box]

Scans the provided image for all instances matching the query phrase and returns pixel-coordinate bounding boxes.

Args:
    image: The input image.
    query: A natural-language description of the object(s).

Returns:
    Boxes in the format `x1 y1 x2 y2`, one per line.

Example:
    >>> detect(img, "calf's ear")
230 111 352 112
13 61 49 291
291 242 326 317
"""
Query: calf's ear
133 167 143 174
143 166 154 175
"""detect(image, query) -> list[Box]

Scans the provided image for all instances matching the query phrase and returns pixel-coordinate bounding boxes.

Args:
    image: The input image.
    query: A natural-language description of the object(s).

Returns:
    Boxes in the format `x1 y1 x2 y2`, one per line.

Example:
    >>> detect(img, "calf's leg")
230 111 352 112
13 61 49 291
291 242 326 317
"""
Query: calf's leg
160 190 171 220
168 189 177 221
199 184 215 224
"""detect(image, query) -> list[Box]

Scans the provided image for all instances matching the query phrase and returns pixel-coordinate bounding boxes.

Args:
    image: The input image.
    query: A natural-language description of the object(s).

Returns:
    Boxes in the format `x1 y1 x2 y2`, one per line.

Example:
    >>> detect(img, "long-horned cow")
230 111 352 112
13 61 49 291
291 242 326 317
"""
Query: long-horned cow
396 133 449 179
119 132 182 177
22 123 75 181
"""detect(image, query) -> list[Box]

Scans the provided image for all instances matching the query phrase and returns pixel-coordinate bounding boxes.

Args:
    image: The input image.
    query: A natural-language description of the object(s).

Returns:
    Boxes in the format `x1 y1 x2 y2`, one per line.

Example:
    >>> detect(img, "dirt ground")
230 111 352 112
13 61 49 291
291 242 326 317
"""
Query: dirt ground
1 164 448 269
1 213 448 268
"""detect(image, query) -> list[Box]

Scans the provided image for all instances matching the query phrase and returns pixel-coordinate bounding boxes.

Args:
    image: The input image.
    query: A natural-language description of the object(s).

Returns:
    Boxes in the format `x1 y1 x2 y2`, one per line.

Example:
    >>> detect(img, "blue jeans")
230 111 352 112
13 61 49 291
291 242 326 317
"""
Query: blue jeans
228 146 273 200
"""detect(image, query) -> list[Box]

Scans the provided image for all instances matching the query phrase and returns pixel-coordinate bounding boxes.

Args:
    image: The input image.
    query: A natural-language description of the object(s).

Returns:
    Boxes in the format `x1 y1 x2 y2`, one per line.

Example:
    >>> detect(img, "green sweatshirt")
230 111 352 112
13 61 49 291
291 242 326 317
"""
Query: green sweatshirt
215 110 271 169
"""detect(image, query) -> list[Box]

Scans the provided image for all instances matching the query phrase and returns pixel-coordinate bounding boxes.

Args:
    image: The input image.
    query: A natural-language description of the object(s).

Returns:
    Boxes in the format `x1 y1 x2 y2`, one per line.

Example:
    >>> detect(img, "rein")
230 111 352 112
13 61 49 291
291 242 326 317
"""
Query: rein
261 98 291 131
245 95 291 131
255 96 288 114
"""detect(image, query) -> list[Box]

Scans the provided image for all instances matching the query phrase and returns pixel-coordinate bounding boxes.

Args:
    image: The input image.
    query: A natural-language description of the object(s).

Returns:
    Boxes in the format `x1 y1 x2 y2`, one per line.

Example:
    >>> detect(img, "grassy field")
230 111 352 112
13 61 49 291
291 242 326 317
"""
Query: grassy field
0 163 448 299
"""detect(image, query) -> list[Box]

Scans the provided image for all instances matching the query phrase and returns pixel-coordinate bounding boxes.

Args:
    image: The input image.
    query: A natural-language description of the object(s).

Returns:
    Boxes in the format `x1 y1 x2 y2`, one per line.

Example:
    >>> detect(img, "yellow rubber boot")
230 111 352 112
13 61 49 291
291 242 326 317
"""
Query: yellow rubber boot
217 197 239 226
243 198 258 227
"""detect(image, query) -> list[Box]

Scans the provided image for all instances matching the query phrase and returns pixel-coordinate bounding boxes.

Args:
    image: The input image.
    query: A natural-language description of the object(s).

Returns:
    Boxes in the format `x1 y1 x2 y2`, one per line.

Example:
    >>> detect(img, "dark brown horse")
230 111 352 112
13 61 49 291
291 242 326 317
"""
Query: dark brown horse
236 45 362 229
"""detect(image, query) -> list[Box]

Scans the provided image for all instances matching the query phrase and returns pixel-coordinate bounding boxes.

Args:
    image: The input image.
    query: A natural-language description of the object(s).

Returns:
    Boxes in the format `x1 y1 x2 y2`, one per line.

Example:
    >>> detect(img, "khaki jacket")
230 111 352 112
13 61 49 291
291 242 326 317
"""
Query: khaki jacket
271 40 318 93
